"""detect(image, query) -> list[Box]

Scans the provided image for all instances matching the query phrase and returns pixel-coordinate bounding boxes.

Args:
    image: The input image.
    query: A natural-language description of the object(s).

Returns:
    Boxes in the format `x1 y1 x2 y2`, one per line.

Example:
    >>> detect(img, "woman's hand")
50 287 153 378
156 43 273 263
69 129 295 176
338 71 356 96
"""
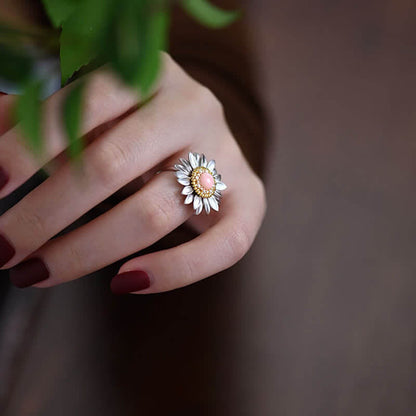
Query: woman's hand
0 53 266 294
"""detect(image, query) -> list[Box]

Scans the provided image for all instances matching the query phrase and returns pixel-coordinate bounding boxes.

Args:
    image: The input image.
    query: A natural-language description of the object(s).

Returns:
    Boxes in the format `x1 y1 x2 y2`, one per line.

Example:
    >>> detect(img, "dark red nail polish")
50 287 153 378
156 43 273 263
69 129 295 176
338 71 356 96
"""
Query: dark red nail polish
0 233 15 267
0 166 9 191
111 270 150 294
10 257 50 288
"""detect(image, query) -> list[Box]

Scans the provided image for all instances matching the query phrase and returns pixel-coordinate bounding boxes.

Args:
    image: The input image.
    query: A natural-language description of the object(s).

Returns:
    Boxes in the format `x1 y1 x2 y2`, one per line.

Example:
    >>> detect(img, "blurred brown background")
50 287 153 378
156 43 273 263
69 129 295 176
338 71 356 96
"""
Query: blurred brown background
245 0 416 414
1 0 416 415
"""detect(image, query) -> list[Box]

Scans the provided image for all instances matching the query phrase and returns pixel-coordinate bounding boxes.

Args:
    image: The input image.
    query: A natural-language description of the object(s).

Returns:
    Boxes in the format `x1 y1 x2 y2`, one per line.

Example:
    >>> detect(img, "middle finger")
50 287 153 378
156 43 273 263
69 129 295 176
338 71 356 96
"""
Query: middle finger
0 91 195 269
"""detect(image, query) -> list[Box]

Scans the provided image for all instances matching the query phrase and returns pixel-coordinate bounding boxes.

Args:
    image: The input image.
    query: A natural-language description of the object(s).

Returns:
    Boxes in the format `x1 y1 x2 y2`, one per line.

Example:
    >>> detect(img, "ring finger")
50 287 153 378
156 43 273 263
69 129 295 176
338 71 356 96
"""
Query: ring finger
9 171 195 288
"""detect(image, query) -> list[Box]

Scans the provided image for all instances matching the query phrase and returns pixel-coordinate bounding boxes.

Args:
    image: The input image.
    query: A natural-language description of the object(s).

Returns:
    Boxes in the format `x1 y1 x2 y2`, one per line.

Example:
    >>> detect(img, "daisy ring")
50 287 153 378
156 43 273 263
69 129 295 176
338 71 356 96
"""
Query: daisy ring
174 152 227 215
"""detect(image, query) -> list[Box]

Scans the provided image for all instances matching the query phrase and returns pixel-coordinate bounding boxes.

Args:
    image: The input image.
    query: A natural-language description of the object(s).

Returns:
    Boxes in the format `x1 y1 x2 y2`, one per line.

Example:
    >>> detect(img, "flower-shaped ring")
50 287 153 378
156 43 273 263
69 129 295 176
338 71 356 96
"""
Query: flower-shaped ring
174 152 227 215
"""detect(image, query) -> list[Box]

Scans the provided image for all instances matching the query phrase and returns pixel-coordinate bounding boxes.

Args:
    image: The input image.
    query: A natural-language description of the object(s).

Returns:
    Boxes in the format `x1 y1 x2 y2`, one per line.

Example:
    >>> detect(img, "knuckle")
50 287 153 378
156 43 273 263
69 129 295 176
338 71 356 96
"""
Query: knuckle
180 254 196 284
159 51 175 69
82 70 138 124
195 84 224 117
66 243 84 273
84 72 115 114
88 140 131 187
159 51 189 87
140 193 174 233
14 210 46 236
227 225 252 263
179 82 224 122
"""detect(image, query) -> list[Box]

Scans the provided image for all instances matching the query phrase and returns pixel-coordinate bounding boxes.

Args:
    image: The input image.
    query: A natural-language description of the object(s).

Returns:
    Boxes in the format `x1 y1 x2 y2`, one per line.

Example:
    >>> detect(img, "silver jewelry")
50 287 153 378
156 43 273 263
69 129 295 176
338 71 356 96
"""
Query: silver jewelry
174 152 227 215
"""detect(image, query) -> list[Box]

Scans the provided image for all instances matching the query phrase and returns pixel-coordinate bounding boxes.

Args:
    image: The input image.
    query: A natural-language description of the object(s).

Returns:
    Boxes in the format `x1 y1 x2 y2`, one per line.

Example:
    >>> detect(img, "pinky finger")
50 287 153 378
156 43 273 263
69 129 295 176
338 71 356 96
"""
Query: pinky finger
110 187 266 294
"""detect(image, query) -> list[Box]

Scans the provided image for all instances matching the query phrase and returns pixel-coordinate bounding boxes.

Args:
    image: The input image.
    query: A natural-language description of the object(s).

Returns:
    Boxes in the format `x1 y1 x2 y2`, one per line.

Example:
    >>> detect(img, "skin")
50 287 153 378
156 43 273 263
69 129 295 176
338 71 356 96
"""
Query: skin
0 53 266 293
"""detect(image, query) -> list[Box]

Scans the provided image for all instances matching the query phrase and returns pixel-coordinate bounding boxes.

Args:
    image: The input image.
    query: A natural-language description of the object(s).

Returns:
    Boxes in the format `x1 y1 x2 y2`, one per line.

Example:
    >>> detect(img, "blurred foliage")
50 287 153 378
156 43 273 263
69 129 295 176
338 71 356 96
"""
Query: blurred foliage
0 44 33 84
63 80 85 162
0 0 240 162
15 80 43 156
181 0 241 28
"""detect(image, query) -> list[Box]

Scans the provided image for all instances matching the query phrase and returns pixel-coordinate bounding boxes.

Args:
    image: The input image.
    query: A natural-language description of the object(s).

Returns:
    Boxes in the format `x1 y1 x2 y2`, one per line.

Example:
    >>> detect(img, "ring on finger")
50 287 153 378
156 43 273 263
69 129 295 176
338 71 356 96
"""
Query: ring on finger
172 152 227 215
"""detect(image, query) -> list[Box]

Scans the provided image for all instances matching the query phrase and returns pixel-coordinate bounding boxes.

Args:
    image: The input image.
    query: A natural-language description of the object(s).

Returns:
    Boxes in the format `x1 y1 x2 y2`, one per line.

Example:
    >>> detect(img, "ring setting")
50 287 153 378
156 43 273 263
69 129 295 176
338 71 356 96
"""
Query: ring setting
174 152 227 215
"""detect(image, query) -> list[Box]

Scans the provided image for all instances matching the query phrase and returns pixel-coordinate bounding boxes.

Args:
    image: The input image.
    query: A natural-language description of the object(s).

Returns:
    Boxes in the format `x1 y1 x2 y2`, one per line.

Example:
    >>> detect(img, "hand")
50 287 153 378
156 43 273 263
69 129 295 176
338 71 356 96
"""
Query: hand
0 53 266 294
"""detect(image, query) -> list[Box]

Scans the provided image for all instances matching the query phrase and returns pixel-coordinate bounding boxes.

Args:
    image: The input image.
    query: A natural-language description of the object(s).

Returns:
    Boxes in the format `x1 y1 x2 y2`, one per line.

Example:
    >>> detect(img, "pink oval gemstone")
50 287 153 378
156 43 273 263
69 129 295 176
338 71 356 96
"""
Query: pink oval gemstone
199 172 215 190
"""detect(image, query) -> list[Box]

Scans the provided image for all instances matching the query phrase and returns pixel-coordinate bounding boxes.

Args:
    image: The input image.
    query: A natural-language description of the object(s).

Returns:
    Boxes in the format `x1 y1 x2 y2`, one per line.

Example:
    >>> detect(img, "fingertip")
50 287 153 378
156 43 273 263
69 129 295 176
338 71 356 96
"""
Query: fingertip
0 233 15 268
110 270 151 295
9 257 50 288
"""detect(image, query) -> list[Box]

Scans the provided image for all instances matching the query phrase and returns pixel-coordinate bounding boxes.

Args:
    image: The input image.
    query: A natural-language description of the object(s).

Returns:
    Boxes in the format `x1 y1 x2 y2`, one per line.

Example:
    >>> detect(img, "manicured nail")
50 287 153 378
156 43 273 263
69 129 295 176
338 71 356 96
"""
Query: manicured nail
0 233 15 267
111 270 150 294
10 257 50 288
0 166 9 192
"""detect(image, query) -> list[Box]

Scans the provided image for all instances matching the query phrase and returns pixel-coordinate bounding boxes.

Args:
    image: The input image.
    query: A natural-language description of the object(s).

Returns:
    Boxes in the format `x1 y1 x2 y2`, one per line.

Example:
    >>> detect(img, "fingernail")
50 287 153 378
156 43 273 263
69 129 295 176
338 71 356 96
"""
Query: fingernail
111 270 151 294
10 257 50 288
0 233 15 267
0 166 9 192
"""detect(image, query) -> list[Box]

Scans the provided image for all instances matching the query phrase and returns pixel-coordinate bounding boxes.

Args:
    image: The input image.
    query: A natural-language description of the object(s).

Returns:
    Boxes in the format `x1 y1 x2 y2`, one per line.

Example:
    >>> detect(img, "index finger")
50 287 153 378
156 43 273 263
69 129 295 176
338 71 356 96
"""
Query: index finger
0 53 182 199
0 69 140 198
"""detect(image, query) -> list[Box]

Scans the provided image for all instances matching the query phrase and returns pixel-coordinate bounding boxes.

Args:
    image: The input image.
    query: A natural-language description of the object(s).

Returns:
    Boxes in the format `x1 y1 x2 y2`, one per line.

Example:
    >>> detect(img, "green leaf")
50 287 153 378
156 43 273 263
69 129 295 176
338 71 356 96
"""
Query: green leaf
137 2 170 96
41 0 79 27
59 0 111 85
0 44 33 85
16 80 43 156
59 22 93 85
103 0 169 97
180 0 241 28
62 80 84 161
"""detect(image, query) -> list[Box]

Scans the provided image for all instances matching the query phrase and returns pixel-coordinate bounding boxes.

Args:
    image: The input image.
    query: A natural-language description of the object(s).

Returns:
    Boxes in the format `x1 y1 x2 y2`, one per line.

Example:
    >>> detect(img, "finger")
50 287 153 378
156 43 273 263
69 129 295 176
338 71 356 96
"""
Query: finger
0 88 193 269
0 70 140 198
9 172 193 288
0 52 179 198
110 179 266 294
41 115 125 177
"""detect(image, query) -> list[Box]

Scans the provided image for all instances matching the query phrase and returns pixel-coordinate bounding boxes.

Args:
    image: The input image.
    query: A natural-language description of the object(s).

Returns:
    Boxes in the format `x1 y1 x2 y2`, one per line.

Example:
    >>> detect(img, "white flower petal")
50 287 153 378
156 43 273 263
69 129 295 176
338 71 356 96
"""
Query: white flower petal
196 203 203 215
179 158 192 173
189 152 198 169
203 198 210 214
215 181 227 191
178 177 191 186
207 159 216 172
182 186 193 195
214 173 220 181
209 196 219 211
200 154 207 167
184 193 194 204
214 190 222 198
194 152 201 166
174 164 188 174
175 170 189 179
193 195 202 211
